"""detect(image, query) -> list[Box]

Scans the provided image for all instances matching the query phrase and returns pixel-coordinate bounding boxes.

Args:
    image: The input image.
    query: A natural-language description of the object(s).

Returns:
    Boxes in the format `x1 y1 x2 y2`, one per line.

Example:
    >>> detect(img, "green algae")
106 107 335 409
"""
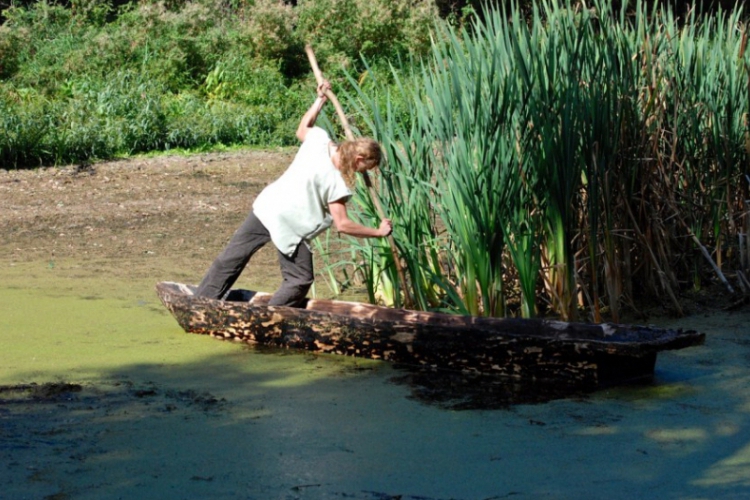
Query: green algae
1 259 223 383
0 259 378 389
4 260 750 499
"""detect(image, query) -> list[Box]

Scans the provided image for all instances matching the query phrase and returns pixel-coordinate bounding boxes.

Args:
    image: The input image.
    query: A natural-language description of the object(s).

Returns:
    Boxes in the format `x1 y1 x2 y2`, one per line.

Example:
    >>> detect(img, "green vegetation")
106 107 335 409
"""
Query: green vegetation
0 0 437 167
341 0 750 320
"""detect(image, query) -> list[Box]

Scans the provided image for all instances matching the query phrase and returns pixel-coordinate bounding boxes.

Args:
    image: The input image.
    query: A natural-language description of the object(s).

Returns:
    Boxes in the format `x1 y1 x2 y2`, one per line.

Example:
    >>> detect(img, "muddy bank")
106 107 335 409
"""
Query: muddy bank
0 150 296 291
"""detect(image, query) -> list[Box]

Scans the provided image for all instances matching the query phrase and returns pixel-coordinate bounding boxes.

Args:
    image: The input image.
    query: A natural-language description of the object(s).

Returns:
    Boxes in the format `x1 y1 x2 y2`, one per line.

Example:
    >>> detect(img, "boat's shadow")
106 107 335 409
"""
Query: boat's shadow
387 366 603 410
249 344 653 410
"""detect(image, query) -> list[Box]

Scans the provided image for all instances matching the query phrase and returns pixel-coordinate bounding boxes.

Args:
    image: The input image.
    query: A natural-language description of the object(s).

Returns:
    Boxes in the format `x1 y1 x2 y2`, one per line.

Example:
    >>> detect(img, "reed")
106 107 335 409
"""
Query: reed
334 0 750 319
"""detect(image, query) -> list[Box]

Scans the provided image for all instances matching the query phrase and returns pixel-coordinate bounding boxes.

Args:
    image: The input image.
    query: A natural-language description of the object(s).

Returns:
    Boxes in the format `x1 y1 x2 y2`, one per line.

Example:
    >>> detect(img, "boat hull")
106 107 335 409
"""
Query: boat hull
156 282 704 389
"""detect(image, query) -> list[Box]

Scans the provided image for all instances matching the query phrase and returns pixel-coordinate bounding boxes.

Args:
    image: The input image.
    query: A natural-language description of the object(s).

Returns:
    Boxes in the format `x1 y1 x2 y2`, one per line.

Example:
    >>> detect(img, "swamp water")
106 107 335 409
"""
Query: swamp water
2 261 750 500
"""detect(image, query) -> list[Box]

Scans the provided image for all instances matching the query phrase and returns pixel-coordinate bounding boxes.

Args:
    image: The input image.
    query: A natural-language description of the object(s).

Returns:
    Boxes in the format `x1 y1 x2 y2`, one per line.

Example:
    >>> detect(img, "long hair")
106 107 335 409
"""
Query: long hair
337 138 383 186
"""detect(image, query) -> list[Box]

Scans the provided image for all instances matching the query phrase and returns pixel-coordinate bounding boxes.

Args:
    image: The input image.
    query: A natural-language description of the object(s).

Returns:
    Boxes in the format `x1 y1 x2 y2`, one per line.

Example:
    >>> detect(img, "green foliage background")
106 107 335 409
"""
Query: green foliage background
0 0 438 167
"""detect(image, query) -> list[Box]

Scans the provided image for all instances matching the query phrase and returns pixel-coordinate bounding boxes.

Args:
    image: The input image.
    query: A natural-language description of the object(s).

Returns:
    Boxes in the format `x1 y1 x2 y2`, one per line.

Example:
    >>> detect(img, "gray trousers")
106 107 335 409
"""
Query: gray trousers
196 211 314 307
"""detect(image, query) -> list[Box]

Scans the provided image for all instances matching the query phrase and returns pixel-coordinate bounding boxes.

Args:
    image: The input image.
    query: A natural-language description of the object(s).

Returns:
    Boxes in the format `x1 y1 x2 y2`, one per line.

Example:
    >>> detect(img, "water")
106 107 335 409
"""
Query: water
2 261 750 499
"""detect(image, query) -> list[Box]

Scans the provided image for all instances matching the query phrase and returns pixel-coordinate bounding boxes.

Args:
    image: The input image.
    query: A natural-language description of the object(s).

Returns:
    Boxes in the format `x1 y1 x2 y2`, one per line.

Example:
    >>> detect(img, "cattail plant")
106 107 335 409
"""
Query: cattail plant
329 0 750 320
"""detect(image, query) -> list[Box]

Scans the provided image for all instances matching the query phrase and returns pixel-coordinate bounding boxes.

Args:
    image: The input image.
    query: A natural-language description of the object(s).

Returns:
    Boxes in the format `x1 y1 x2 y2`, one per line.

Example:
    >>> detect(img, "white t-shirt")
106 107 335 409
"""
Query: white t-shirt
253 127 352 256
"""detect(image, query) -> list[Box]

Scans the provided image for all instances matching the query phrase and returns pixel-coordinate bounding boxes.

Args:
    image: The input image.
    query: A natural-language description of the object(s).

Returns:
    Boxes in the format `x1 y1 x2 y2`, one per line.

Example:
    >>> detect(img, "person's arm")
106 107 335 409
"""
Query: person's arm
296 81 331 142
329 200 392 238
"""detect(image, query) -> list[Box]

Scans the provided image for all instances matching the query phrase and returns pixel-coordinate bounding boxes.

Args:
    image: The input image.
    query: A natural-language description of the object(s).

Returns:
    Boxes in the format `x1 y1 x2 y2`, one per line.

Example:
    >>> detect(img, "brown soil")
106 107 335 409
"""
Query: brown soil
0 150 300 292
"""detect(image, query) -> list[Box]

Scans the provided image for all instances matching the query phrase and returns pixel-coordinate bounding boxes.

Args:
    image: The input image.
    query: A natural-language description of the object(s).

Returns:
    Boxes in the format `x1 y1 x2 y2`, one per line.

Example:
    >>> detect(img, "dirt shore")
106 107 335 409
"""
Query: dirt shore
1 150 298 291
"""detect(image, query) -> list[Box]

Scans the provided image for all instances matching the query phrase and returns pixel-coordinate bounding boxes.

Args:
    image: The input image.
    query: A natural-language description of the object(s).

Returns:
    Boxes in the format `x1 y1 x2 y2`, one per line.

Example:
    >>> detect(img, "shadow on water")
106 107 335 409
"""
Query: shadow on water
251 345 656 411
250 344 595 411
3 352 554 500
387 367 595 410
3 334 750 500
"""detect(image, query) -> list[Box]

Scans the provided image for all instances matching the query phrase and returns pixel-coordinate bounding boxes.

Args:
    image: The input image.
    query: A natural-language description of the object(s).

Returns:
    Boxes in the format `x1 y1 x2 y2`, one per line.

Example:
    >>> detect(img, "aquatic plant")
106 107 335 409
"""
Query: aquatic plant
337 0 750 320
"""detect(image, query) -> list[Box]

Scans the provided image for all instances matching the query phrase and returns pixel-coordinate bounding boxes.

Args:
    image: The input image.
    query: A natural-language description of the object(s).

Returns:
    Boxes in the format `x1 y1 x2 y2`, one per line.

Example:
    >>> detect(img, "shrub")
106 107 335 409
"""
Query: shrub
70 0 112 26
295 0 437 73
0 25 23 78
235 0 298 63
0 92 53 167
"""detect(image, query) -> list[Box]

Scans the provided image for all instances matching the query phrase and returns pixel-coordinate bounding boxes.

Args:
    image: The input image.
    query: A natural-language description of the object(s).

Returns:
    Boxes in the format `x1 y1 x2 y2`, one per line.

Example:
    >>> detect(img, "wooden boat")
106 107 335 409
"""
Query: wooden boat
156 281 705 389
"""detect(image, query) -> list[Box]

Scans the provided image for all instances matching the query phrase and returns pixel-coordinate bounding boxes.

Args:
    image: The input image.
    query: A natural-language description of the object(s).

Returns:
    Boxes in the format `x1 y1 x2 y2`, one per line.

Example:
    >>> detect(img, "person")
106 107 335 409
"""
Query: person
195 80 392 306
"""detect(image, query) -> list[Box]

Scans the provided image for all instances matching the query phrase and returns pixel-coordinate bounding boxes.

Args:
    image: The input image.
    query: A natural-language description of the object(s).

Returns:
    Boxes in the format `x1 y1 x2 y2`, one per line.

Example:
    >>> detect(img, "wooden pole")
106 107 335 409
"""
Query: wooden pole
304 45 413 308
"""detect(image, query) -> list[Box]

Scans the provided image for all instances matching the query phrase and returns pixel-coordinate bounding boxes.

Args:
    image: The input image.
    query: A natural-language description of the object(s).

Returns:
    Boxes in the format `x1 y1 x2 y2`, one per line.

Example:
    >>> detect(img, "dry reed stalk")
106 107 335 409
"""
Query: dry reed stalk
623 195 684 315
737 270 748 294
741 270 750 289
665 195 736 294
689 230 734 294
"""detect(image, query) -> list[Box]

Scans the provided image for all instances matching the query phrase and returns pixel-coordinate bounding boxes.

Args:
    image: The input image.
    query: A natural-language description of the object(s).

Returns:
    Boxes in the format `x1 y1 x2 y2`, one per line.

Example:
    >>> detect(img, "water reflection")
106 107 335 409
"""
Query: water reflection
388 365 597 410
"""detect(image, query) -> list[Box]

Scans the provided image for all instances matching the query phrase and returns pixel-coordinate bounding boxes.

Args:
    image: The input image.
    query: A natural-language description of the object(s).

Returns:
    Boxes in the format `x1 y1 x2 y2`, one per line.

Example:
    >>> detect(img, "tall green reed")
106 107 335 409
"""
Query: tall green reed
334 0 750 320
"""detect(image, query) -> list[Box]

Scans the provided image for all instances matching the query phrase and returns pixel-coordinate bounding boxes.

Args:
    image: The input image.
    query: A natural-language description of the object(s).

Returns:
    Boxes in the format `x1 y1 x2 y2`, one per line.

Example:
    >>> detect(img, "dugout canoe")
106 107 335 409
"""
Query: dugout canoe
156 281 705 389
